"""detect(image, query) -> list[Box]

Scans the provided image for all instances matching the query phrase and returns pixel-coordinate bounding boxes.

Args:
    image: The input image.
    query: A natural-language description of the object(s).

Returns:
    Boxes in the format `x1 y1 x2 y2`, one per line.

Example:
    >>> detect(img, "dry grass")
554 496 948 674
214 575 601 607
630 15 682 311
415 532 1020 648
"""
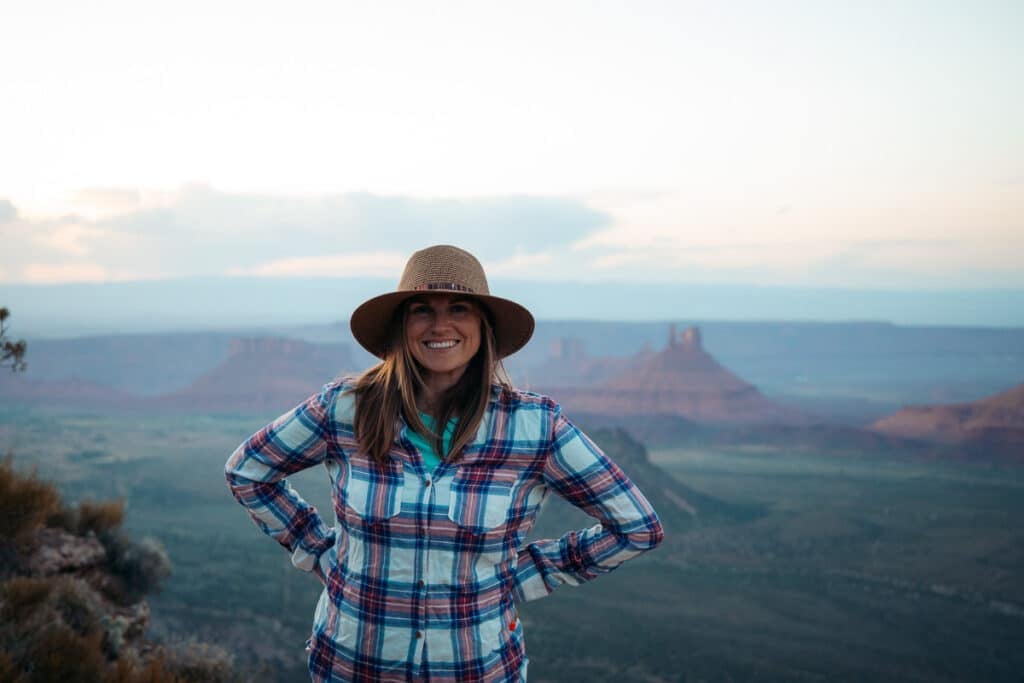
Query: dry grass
151 639 238 683
0 456 61 543
21 623 108 682
0 577 53 624
78 499 126 536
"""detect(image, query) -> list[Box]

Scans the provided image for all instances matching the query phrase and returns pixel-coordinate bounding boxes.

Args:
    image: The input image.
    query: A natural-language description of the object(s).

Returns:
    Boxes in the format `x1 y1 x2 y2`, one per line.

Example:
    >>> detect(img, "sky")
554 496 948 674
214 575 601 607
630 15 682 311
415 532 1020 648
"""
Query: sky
1 0 1022 291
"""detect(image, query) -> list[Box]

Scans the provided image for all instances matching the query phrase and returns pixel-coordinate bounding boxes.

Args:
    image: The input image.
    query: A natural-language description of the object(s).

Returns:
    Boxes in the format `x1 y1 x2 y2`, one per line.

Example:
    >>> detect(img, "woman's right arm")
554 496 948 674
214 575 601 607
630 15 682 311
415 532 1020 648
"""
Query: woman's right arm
224 380 345 581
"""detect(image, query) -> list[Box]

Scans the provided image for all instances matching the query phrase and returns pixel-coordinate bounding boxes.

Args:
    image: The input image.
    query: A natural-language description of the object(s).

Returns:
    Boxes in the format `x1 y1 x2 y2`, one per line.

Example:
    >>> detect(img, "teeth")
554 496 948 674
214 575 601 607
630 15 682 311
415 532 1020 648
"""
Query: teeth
426 340 457 349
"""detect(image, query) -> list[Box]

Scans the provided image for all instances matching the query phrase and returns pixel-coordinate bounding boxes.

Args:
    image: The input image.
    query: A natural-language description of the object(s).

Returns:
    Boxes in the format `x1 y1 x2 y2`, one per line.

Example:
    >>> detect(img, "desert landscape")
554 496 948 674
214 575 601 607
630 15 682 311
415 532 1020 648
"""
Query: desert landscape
2 319 1022 681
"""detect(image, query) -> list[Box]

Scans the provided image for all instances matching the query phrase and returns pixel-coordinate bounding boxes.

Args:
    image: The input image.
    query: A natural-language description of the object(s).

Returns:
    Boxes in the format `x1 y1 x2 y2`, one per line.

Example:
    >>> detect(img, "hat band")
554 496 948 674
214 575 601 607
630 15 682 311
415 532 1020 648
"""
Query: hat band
412 282 476 293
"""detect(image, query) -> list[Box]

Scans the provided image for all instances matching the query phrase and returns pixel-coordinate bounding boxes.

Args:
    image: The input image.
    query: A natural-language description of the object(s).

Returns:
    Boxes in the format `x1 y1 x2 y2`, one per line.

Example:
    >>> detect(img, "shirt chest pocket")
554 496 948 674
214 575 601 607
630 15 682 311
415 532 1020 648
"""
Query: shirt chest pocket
343 456 404 522
447 467 519 534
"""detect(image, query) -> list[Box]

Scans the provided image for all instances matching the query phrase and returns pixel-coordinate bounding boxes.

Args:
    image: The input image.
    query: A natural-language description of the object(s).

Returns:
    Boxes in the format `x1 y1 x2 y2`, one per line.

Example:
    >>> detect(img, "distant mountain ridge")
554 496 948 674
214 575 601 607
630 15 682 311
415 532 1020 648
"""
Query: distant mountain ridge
9 276 1024 336
155 337 354 414
0 375 137 410
11 332 241 396
1 336 356 417
11 321 1024 421
4 326 1023 463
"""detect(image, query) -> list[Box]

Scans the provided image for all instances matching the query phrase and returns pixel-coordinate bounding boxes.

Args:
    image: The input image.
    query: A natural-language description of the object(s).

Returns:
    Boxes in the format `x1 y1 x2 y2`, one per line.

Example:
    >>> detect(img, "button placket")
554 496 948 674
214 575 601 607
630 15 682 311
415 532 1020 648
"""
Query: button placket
416 469 434 657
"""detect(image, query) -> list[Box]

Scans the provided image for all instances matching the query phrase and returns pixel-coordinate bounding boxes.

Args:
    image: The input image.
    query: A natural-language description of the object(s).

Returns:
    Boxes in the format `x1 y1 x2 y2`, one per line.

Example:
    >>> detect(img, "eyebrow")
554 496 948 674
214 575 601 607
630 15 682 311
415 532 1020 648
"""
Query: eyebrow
408 296 474 307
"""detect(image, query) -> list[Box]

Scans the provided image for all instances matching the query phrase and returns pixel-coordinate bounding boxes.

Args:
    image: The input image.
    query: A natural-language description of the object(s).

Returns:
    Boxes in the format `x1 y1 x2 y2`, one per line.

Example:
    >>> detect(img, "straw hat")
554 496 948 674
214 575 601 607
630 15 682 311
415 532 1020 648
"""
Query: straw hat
350 245 535 359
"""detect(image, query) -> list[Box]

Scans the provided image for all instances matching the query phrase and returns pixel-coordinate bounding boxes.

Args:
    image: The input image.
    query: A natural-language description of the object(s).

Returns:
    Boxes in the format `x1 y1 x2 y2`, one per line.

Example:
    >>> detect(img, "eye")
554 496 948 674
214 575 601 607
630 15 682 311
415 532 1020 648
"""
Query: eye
408 303 432 316
449 302 472 315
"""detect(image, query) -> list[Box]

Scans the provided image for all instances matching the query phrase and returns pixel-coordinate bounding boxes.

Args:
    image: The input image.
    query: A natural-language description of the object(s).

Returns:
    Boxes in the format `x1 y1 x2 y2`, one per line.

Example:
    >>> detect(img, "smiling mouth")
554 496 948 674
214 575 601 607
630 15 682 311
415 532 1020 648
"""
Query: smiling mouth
424 340 459 350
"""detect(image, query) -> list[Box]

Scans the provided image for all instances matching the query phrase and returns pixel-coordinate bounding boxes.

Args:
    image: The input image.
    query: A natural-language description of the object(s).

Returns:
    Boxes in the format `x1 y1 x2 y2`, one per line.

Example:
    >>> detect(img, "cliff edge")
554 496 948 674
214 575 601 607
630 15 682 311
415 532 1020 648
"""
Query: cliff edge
0 457 236 682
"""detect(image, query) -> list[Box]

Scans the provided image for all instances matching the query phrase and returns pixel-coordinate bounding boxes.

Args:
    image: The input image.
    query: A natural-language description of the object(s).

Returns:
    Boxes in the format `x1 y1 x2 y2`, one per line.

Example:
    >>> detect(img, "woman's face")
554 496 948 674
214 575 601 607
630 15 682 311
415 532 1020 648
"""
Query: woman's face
404 293 483 390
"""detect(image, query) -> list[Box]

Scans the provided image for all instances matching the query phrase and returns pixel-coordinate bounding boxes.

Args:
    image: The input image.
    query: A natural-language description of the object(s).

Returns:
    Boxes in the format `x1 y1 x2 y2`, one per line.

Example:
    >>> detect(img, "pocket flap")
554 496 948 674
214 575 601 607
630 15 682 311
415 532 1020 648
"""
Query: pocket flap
447 467 519 532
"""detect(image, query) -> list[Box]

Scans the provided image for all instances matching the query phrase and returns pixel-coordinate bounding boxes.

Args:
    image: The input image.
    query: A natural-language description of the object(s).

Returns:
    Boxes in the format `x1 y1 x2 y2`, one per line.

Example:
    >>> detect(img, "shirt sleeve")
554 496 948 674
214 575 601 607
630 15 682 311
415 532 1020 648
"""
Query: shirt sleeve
224 381 340 581
513 403 665 602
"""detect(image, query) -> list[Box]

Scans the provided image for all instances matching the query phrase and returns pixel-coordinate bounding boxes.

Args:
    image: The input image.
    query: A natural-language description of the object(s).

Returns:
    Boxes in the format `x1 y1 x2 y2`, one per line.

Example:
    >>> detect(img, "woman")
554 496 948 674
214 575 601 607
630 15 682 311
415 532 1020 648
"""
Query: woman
225 245 664 682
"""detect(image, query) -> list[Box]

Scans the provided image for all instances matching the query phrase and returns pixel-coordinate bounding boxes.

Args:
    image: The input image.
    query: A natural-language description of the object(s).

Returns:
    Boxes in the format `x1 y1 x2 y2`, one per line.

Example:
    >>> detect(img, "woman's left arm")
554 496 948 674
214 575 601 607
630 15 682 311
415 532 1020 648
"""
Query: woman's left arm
514 403 664 602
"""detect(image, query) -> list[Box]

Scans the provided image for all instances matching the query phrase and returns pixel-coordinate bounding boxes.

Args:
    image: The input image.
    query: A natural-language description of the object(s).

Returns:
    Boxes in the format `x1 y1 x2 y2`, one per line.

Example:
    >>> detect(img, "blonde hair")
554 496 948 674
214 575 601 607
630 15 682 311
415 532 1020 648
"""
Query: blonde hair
347 301 510 464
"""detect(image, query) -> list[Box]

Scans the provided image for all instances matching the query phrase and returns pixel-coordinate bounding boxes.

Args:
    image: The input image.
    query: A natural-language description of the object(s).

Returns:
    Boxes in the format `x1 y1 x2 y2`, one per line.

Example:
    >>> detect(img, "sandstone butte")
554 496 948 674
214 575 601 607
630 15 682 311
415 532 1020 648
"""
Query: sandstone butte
870 382 1024 445
540 326 801 425
155 337 352 413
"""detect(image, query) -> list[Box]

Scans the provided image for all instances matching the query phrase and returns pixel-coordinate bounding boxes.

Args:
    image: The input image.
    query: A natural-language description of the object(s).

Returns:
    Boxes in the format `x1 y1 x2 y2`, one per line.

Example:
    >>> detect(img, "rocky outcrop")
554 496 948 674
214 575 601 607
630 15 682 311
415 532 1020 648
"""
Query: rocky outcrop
869 383 1024 462
0 459 234 681
542 326 801 425
21 528 106 576
871 383 1024 443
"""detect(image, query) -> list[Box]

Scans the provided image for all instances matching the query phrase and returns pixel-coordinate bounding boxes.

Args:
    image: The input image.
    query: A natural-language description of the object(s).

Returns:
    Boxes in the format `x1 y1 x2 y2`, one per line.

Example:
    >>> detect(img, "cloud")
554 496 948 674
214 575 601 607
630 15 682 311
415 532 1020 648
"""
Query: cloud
483 251 554 276
104 185 606 251
228 251 407 278
22 262 110 283
37 221 108 256
69 187 143 215
5 184 1021 288
0 199 17 224
1 185 611 283
810 238 1024 286
584 241 842 280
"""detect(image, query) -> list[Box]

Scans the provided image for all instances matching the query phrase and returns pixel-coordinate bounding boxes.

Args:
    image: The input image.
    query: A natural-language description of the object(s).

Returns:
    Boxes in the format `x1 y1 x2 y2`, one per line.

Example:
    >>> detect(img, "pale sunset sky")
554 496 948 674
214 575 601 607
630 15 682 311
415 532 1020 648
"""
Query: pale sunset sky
2 0 1022 290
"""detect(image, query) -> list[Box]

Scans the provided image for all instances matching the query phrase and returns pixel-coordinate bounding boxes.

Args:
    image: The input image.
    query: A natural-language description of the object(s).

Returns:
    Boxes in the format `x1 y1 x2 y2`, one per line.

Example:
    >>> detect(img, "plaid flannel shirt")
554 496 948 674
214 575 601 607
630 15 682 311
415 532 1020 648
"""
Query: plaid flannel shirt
225 379 664 682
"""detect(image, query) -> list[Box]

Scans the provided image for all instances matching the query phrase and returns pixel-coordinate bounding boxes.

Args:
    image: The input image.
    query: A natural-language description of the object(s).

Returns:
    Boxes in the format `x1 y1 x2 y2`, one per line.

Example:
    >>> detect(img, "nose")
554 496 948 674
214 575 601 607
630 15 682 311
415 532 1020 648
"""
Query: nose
431 309 455 330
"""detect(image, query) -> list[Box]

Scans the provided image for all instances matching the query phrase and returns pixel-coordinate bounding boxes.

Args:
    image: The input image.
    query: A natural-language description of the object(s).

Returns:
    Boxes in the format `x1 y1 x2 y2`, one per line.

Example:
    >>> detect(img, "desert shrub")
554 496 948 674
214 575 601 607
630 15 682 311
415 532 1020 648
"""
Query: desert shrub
154 639 239 683
1 577 106 642
0 456 62 542
107 657 190 683
0 650 18 681
21 623 107 682
78 499 126 536
0 577 53 624
103 534 172 603
45 503 80 534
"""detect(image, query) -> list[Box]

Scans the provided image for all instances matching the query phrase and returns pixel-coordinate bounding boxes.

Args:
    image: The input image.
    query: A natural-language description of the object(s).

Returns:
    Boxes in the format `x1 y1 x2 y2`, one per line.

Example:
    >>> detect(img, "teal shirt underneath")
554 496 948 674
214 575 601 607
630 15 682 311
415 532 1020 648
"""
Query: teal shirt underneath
406 413 457 472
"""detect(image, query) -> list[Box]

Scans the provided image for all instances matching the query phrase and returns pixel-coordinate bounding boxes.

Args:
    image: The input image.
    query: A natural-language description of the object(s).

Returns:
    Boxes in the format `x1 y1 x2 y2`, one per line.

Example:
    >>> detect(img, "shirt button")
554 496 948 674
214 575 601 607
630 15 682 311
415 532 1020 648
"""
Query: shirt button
415 631 423 639
424 478 431 487
417 579 425 589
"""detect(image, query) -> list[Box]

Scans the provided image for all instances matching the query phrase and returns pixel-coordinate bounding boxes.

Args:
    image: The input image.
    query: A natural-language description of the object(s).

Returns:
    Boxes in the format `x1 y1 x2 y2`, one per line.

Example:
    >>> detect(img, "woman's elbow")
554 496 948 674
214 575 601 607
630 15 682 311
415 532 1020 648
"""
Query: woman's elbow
622 516 664 552
644 518 665 550
649 517 665 548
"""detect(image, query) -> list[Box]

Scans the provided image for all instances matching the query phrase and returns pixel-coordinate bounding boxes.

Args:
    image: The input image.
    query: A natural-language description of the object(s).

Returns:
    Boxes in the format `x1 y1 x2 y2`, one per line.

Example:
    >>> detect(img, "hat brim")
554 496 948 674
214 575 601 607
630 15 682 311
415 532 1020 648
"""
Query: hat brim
350 291 535 360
